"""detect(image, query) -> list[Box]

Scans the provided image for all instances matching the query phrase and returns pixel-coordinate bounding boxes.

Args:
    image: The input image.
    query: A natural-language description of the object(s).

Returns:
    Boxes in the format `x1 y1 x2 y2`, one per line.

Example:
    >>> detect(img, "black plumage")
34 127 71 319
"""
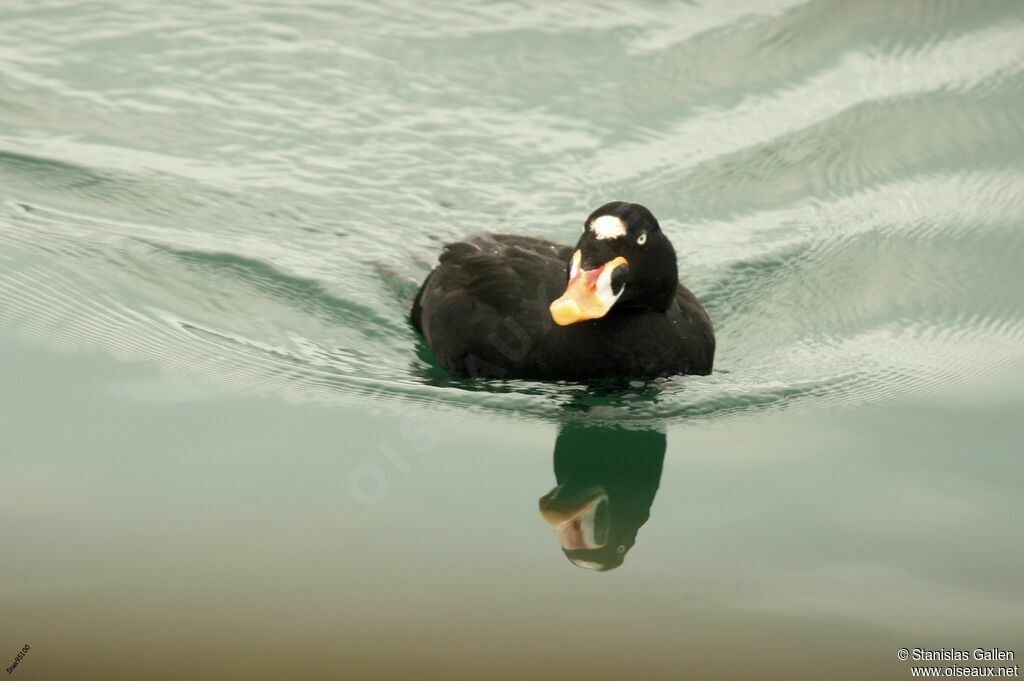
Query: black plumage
411 202 715 380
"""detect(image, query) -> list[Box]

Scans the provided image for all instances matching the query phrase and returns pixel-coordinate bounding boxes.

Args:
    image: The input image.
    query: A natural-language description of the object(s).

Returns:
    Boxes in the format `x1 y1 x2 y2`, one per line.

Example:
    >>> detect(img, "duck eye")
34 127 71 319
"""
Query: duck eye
637 233 647 246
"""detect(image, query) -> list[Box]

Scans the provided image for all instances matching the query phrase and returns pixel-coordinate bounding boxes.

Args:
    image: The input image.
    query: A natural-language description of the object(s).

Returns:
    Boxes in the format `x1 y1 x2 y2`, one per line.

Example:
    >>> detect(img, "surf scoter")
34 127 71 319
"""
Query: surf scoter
411 201 714 380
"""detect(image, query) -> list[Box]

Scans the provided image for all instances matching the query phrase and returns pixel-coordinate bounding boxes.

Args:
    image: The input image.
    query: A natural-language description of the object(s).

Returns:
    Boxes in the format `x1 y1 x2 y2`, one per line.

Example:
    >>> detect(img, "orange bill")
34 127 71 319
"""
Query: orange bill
539 486 610 551
549 251 629 326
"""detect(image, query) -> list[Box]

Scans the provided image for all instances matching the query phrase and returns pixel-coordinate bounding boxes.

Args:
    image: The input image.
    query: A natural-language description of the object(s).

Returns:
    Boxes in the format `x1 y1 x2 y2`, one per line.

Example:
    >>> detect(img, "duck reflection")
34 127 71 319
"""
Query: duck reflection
539 422 665 571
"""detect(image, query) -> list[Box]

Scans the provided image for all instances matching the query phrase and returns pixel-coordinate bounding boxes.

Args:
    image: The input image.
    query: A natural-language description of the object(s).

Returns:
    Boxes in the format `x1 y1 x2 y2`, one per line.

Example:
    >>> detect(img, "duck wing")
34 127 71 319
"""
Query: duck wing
411 233 571 376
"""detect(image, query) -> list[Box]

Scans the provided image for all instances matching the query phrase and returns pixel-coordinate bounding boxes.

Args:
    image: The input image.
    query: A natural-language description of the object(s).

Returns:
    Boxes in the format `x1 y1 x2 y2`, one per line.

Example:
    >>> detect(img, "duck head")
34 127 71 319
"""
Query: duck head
550 201 679 326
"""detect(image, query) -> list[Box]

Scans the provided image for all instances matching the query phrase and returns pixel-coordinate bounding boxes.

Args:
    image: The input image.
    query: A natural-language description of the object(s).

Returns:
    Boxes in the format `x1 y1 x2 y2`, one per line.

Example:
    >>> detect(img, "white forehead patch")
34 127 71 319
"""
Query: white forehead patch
589 215 627 240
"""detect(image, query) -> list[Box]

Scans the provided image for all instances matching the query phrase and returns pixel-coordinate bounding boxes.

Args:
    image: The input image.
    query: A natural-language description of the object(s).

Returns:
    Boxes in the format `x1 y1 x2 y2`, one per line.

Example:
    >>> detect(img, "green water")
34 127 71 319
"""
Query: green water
2 1 1023 679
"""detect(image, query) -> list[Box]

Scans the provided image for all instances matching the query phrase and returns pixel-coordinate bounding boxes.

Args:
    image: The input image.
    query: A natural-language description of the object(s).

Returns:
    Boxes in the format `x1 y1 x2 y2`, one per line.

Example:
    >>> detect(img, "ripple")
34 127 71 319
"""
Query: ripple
1 1 1023 426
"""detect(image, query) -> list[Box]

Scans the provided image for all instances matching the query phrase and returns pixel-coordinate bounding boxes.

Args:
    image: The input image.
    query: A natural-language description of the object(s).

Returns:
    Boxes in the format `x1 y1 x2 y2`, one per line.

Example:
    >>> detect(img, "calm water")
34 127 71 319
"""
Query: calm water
2 1 1024 679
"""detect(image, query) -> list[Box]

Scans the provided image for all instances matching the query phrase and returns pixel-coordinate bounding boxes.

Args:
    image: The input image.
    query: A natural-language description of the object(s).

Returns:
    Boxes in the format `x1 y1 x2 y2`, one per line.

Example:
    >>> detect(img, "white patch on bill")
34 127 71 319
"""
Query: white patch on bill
590 215 627 240
595 260 625 309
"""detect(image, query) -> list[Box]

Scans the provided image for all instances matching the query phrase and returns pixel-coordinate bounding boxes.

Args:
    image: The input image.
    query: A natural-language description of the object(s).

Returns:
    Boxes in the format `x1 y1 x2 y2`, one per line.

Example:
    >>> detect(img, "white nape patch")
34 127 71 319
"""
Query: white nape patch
569 559 605 571
590 215 627 240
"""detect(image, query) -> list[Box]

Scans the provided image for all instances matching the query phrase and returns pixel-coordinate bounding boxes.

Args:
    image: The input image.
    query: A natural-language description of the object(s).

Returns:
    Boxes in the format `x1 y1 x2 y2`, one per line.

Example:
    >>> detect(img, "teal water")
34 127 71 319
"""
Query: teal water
2 2 1024 679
